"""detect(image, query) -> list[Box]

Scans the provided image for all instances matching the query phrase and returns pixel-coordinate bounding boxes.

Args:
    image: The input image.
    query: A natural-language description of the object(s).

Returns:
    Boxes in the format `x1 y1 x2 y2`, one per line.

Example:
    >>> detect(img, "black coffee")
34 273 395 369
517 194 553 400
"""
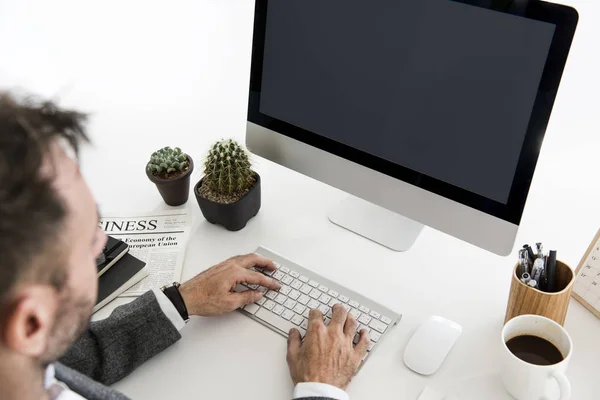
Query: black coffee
506 335 564 366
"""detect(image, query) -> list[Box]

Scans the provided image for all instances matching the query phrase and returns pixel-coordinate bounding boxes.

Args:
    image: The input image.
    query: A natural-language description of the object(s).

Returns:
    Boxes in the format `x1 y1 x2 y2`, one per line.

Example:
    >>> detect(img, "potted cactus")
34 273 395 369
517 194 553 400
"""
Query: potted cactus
146 146 194 206
194 139 261 231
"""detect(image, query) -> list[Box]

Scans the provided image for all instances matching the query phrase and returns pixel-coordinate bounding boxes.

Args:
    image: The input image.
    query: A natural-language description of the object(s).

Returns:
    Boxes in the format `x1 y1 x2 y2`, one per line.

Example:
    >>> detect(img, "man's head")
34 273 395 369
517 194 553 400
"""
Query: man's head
0 92 106 367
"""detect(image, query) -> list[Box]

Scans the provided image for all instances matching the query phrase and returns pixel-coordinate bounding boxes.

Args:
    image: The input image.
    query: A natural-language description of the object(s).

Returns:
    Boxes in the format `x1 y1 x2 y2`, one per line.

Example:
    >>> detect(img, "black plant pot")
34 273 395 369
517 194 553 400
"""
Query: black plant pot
194 174 261 231
146 155 194 206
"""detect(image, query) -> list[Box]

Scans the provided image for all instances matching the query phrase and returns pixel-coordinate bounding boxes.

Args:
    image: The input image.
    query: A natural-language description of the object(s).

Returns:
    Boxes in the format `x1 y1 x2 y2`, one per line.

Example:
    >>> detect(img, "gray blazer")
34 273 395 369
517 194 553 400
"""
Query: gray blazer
57 291 333 400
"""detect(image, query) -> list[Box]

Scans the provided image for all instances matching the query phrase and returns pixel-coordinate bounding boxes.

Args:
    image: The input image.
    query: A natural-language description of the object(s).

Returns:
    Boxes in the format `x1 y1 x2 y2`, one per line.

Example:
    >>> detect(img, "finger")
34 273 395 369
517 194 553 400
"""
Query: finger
354 329 370 359
230 290 263 309
344 313 358 337
329 304 348 331
287 328 302 360
238 269 281 290
236 253 277 271
308 309 324 331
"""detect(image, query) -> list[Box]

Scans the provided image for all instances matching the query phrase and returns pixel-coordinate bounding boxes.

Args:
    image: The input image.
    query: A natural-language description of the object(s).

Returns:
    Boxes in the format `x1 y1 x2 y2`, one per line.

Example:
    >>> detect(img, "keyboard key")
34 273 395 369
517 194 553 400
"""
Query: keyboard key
369 310 381 319
255 308 296 335
318 304 330 315
280 266 291 273
248 284 259 290
329 298 341 307
370 331 382 342
284 299 297 309
299 275 309 283
298 294 310 305
309 288 322 299
275 294 287 304
263 300 275 310
282 275 294 285
307 299 320 309
289 289 301 300
349 309 361 319
262 268 275 276
357 324 369 333
273 305 285 315
266 290 278 300
291 314 303 325
300 319 309 329
381 316 392 325
338 295 349 303
293 304 306 315
256 297 266 305
369 319 388 333
353 333 360 344
359 305 370 314
349 300 360 308
318 285 329 292
280 285 292 295
342 304 351 312
303 308 310 318
328 290 339 298
235 284 248 292
291 280 303 290
258 287 269 294
289 270 300 278
300 284 312 294
324 317 331 325
358 314 372 325
244 303 260 315
319 294 332 304
273 271 285 280
282 309 294 320
368 341 375 351
309 280 319 287
326 309 333 318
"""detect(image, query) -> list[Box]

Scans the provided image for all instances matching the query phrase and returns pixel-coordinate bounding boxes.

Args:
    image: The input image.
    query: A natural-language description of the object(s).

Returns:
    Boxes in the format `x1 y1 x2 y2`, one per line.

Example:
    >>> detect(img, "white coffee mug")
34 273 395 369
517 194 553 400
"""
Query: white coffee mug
501 315 572 400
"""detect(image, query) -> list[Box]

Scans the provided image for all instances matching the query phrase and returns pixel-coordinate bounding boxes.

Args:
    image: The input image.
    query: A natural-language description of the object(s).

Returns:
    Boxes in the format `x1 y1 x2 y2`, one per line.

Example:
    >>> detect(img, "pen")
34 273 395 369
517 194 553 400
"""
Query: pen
546 250 557 292
531 243 545 285
518 249 529 278
523 244 535 270
520 272 531 284
528 279 538 289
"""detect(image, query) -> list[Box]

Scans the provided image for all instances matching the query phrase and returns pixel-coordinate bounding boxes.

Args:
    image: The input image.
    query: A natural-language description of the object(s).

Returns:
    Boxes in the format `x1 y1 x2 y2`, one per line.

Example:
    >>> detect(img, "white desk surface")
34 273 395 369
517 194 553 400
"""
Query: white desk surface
1 0 599 399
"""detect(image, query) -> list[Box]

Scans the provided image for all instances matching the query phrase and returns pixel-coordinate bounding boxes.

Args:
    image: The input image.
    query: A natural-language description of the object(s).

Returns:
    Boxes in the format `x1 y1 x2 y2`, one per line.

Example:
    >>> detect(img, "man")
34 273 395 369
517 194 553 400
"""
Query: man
0 91 370 400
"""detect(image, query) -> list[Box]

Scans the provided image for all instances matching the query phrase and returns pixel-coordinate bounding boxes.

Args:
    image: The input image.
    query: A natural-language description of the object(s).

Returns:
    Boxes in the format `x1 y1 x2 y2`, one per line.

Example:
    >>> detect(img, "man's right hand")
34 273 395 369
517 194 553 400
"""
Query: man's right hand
286 304 369 391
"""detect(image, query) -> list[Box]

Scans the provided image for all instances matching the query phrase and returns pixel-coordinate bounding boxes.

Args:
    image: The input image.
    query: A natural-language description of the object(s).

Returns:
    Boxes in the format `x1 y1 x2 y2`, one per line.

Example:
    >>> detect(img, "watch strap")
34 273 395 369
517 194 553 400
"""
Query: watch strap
161 282 189 321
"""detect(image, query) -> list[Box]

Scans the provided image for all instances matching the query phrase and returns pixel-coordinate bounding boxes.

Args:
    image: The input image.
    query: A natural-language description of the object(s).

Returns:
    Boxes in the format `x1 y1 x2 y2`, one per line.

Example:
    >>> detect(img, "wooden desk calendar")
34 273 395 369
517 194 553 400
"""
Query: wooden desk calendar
571 229 600 318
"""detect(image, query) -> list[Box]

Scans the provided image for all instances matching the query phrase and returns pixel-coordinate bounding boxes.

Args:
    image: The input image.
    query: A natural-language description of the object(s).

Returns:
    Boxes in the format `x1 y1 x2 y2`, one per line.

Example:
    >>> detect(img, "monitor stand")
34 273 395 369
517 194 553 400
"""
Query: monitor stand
328 196 424 252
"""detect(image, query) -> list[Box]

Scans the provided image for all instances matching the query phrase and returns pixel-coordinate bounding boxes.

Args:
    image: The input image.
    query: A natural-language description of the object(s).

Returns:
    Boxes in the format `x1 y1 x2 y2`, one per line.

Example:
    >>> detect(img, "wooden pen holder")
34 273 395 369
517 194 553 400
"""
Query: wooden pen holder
504 260 575 326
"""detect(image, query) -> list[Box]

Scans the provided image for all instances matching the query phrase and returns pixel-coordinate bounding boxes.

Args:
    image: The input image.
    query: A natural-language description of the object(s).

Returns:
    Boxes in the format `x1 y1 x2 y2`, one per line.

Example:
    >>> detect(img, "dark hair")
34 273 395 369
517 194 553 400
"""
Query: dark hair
0 91 88 310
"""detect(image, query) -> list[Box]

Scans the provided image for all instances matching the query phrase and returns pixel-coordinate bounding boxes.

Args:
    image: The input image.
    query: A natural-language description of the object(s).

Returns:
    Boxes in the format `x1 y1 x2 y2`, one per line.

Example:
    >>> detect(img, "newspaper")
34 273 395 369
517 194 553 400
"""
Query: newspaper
99 210 191 297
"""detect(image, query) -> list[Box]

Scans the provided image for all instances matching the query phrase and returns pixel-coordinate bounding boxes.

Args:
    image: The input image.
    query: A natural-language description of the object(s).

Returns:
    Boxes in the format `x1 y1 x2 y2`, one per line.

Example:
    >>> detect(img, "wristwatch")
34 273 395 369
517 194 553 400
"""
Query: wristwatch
161 282 189 322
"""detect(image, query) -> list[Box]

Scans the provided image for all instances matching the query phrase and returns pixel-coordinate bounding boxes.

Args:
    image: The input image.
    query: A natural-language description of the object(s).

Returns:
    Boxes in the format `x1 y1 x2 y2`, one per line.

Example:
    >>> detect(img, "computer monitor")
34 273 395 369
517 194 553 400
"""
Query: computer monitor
246 0 578 256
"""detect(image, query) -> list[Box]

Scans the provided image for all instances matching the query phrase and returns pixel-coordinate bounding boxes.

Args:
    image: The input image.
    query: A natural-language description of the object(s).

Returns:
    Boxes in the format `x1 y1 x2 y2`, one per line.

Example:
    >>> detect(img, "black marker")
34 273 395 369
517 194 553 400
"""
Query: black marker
546 250 557 292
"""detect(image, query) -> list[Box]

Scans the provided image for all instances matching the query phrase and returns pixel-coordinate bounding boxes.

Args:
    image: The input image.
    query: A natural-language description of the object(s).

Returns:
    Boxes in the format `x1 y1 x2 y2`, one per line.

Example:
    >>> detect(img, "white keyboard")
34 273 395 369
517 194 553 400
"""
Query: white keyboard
235 246 402 365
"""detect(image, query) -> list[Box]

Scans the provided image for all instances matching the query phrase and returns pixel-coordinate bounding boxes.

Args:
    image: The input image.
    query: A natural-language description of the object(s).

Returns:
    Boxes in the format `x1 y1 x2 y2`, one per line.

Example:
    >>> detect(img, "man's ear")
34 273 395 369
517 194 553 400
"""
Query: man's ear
1 285 59 358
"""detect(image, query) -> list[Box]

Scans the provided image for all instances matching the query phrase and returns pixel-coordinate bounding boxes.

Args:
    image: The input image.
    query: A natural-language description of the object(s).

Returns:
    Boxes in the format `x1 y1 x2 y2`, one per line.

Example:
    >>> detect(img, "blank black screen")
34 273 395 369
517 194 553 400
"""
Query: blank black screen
259 0 555 204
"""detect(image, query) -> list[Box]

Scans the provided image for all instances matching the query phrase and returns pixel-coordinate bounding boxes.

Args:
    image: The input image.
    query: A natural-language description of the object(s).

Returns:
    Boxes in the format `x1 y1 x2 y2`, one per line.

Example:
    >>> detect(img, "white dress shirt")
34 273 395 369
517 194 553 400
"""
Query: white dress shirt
45 289 347 400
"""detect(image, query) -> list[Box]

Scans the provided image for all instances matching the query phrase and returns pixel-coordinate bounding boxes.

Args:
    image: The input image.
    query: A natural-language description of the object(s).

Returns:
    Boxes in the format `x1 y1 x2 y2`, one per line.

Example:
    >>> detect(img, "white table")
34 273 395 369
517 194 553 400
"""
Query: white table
1 1 599 399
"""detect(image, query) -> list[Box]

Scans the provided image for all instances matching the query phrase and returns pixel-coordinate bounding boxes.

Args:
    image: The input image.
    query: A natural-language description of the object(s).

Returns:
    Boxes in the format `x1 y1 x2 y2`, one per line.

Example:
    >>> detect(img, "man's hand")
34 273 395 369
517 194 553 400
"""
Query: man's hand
178 253 281 316
286 304 369 390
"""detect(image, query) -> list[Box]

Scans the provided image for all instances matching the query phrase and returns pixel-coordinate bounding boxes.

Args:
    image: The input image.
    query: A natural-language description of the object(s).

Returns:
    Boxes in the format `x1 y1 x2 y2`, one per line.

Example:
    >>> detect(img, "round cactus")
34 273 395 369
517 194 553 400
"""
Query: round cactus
203 139 255 195
148 146 189 176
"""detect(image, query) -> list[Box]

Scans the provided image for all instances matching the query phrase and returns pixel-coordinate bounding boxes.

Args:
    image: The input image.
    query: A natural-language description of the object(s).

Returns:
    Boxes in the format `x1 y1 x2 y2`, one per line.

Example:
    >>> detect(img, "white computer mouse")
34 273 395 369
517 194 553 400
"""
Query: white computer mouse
403 316 462 375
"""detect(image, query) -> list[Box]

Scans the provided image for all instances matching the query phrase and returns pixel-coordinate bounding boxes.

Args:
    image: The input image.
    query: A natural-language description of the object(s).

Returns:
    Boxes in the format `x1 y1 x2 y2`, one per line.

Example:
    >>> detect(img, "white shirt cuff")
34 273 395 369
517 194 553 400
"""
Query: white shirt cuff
293 382 349 400
152 288 186 331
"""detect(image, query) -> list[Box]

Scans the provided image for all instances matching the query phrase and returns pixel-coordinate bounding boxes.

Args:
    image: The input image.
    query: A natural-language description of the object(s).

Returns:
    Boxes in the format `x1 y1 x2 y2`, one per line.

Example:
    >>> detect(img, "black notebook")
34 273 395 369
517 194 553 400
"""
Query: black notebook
96 236 129 277
93 252 148 313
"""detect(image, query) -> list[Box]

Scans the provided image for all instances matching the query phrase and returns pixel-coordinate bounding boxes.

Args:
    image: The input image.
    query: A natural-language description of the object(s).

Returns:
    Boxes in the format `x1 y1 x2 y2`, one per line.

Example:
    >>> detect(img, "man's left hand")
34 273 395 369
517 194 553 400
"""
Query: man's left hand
178 254 281 317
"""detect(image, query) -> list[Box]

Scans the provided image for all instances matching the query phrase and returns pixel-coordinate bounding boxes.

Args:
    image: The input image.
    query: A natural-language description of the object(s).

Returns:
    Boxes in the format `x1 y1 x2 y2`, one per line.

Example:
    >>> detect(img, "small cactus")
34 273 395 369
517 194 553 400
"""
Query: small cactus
203 139 255 195
147 146 189 176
